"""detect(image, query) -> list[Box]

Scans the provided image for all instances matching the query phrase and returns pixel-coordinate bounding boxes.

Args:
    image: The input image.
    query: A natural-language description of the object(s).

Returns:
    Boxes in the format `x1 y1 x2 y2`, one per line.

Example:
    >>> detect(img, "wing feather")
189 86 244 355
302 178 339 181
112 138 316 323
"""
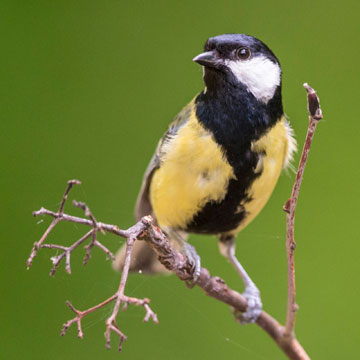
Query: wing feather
134 101 194 221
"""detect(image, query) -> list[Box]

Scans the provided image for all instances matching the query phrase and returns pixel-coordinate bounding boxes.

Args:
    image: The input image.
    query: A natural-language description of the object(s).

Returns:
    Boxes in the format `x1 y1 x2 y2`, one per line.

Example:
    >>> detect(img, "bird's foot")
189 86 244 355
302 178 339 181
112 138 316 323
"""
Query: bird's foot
233 285 262 324
183 242 201 286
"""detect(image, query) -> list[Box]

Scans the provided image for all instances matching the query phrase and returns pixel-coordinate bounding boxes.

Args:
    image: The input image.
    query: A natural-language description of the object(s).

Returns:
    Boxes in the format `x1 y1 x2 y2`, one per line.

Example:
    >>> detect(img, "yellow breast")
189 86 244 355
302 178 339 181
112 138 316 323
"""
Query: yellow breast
150 112 235 229
231 117 293 234
150 112 295 235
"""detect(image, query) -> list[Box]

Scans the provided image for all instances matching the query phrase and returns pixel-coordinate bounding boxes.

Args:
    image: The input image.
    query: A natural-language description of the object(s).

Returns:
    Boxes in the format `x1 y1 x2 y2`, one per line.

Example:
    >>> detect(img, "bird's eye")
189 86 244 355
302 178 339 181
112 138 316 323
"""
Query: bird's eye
236 47 251 60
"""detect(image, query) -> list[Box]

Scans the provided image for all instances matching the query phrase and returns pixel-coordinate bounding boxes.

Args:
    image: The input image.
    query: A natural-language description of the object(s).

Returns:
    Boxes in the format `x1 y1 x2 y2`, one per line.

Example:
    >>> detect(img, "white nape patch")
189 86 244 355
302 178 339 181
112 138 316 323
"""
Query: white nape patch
227 55 281 103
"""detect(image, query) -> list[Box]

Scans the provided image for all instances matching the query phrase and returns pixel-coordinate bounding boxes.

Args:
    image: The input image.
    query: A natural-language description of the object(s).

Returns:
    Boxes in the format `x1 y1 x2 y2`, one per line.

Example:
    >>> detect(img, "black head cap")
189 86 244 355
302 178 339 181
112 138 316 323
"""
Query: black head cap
193 34 282 104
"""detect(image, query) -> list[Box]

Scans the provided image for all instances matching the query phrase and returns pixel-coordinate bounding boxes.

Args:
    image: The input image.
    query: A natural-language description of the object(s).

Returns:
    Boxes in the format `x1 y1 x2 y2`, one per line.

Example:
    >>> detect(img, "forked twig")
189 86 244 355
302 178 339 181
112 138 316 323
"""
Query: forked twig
26 179 81 270
61 295 158 351
42 230 93 276
27 180 158 350
72 200 110 266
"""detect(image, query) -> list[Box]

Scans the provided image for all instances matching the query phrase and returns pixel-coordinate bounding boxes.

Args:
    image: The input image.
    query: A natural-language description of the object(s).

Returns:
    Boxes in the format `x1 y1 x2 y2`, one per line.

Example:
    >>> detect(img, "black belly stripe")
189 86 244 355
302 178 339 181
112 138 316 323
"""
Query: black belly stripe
185 149 262 234
183 74 283 234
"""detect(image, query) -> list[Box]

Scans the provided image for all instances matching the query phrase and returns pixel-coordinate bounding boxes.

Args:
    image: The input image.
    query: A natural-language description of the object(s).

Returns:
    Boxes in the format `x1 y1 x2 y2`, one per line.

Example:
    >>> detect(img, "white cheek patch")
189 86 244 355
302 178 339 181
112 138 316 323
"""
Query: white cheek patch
227 56 281 103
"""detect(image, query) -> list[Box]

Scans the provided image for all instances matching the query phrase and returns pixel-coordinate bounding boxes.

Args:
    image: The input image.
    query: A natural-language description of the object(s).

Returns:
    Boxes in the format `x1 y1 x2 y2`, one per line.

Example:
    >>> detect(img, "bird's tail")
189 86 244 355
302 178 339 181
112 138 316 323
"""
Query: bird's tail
112 239 170 274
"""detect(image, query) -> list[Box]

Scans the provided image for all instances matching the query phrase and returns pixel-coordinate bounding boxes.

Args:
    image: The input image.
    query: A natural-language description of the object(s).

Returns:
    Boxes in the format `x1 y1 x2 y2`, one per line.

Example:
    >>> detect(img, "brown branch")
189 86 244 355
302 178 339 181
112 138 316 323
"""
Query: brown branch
136 216 310 359
28 192 306 358
283 83 323 343
27 181 158 350
27 84 322 358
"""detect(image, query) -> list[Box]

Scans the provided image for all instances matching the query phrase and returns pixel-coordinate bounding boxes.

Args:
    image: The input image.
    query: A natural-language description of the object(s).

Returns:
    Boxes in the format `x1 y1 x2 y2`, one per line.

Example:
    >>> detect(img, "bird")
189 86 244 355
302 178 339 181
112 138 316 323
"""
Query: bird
114 33 296 323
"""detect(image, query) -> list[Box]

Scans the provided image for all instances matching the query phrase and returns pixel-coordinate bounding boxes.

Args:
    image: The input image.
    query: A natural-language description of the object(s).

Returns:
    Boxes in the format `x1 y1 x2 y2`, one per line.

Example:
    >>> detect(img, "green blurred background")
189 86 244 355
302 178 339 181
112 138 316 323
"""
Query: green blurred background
1 0 359 359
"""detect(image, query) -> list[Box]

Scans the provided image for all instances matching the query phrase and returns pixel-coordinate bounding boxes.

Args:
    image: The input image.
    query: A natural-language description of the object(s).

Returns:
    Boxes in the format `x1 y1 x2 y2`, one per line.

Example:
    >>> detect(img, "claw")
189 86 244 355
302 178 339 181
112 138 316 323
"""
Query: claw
183 243 201 284
239 286 262 324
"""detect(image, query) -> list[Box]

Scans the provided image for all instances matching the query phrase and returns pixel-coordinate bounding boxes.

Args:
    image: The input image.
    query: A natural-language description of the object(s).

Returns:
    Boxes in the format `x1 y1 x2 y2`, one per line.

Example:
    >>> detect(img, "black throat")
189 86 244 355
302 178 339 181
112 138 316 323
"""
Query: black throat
195 68 283 167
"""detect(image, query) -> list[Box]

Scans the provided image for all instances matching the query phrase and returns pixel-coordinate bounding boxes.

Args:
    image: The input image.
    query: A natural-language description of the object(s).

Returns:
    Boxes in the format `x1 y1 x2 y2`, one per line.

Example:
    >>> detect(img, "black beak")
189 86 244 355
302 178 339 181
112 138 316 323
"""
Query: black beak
193 51 221 69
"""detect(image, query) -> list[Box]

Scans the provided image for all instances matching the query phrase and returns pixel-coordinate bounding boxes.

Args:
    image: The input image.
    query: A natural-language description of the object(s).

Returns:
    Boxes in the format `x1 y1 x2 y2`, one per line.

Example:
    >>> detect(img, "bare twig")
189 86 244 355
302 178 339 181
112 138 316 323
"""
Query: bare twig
28 181 158 350
42 230 93 275
27 179 80 270
28 84 322 359
61 294 157 351
72 200 111 265
283 83 323 342
27 184 115 275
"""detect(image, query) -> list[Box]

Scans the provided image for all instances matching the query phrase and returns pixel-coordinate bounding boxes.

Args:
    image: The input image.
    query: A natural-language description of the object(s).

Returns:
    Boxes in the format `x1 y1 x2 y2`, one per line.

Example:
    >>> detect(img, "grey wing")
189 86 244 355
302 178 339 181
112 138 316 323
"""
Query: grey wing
134 101 194 221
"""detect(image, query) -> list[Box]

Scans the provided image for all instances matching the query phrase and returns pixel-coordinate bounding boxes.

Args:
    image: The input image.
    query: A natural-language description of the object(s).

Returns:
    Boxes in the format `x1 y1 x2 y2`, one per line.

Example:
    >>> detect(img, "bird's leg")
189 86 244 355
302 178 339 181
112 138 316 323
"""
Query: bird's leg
218 235 262 324
166 229 201 283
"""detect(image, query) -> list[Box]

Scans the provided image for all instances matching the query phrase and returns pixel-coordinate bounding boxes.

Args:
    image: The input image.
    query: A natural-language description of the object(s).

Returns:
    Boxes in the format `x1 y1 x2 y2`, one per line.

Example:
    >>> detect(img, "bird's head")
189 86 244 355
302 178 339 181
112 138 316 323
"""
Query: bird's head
193 34 281 104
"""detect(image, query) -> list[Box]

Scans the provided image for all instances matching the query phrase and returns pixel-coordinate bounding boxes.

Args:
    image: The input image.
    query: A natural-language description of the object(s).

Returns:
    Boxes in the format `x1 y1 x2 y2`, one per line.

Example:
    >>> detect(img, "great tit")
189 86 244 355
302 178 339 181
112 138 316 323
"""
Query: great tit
114 34 296 323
